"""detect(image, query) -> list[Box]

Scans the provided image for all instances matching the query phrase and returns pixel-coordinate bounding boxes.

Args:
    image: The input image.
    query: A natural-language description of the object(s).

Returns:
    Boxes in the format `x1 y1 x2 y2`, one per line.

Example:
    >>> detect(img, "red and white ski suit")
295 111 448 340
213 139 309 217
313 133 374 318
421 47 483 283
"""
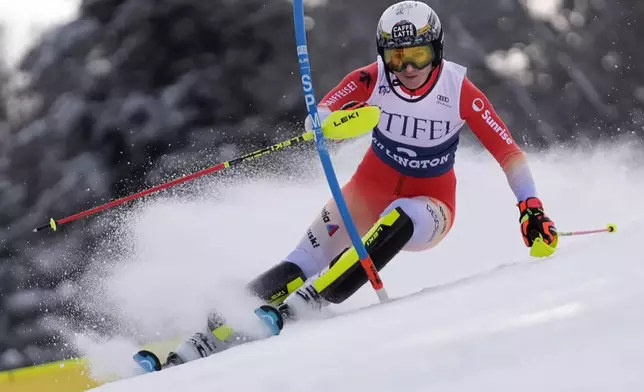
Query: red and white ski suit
285 58 537 277
321 59 535 223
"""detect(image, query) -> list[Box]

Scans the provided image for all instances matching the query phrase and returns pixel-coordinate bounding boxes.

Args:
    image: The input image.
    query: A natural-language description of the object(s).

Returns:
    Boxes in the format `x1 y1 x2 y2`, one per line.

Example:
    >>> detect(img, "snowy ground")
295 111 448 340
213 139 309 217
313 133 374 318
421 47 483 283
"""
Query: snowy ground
72 134 644 392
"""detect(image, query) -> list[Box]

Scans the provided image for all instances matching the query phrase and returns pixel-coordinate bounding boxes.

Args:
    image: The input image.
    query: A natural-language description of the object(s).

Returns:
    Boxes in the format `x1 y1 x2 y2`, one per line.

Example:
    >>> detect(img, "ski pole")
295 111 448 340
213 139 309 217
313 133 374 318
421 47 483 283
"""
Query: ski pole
559 223 617 237
531 223 617 257
32 133 314 233
292 0 389 302
32 107 380 233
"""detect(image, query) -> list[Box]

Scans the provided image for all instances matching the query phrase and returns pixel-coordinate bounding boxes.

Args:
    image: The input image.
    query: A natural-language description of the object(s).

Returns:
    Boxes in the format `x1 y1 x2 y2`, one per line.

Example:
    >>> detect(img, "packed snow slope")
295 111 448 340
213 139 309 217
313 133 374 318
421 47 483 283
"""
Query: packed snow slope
81 135 644 392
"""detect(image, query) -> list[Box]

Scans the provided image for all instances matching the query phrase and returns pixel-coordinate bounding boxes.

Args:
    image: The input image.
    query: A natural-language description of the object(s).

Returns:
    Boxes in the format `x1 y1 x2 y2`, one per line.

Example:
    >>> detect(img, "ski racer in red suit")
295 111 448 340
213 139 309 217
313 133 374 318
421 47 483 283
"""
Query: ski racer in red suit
160 0 559 367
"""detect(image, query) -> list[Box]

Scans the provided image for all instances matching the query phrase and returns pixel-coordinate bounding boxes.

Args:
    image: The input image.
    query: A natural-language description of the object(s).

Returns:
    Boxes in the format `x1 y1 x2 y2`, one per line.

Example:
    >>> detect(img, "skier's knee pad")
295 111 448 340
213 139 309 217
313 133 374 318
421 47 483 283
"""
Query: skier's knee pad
383 196 451 252
246 261 307 305
314 207 414 304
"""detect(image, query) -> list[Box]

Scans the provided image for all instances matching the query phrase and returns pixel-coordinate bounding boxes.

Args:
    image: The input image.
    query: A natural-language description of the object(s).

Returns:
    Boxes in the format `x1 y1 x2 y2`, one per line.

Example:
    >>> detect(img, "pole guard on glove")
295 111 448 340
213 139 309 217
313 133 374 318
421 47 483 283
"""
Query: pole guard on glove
304 104 380 141
518 197 558 257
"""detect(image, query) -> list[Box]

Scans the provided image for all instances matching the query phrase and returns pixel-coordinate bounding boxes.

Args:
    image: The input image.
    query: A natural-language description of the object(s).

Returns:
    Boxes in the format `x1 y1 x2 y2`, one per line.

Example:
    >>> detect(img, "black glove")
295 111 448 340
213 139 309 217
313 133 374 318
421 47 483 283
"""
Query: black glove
517 197 557 247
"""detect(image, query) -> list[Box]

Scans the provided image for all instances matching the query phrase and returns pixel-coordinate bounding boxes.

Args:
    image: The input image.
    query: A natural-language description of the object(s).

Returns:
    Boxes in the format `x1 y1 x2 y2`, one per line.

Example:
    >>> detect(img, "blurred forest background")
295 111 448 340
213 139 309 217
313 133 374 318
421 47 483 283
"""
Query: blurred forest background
0 0 642 371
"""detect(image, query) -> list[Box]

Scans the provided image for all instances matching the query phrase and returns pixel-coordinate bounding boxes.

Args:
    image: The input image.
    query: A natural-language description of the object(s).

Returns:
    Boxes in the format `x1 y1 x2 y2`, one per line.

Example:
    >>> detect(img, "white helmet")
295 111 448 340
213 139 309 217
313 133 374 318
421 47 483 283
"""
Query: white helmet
376 1 444 69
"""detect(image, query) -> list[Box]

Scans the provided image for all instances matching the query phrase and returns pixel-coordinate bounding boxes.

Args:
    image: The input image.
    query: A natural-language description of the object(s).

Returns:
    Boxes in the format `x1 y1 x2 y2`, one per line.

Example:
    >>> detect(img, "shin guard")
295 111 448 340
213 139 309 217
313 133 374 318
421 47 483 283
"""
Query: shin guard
246 261 307 305
313 207 413 304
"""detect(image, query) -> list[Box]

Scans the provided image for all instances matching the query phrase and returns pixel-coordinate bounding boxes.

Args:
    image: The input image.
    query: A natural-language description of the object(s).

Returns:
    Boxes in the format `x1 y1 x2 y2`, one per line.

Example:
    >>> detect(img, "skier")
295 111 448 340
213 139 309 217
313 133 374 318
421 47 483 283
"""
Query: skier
146 0 558 369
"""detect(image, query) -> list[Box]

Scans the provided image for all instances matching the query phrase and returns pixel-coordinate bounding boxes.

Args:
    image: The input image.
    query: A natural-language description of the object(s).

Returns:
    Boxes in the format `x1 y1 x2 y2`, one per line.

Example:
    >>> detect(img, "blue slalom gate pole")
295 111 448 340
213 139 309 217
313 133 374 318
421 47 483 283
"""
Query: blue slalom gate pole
292 0 388 302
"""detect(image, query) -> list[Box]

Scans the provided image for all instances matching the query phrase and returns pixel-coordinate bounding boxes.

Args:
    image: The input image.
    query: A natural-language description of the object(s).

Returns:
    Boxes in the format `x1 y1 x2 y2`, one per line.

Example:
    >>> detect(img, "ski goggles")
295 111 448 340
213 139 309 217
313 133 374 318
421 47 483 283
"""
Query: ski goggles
383 45 434 72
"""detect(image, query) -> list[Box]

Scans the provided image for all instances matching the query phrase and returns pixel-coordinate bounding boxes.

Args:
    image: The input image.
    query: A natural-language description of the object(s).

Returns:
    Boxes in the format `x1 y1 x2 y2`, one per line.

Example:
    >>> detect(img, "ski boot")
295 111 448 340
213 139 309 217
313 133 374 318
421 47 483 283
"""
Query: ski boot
134 329 242 372
134 308 284 373
279 276 330 321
